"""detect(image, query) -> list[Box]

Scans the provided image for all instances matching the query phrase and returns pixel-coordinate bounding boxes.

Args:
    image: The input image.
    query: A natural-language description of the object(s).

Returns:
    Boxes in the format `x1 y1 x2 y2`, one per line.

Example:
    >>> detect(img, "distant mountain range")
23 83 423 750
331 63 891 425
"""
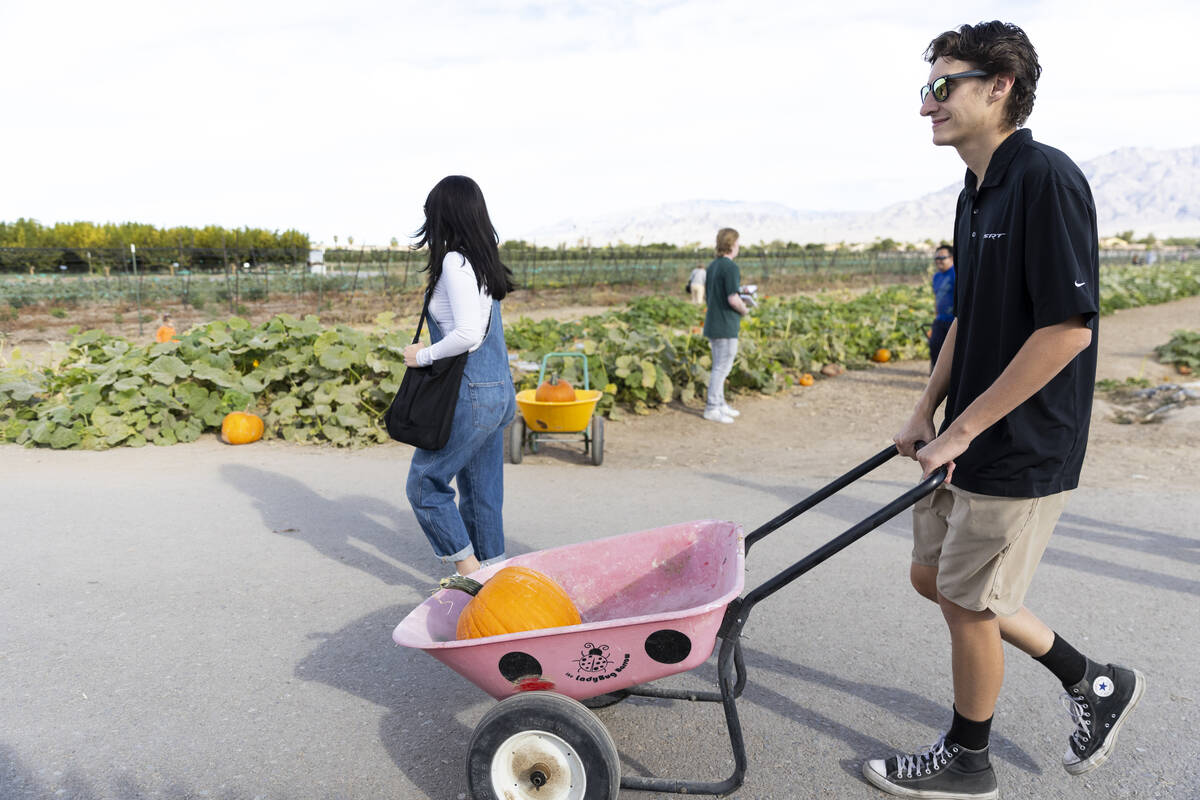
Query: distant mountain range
526 145 1200 246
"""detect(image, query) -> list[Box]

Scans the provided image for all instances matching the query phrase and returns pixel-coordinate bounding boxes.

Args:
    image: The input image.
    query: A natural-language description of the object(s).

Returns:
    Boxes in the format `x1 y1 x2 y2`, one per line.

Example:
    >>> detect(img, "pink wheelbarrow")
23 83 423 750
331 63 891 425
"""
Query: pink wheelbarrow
393 445 946 799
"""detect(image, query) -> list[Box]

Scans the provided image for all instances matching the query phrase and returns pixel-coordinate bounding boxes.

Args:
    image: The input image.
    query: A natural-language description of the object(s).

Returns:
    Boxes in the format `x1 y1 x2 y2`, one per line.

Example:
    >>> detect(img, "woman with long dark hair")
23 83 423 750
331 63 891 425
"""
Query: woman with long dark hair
403 176 517 576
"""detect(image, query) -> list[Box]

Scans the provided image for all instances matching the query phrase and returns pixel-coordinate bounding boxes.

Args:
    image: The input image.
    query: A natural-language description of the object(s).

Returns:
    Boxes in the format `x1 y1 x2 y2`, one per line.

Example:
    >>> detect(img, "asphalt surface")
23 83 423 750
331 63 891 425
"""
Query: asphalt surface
2 438 1195 800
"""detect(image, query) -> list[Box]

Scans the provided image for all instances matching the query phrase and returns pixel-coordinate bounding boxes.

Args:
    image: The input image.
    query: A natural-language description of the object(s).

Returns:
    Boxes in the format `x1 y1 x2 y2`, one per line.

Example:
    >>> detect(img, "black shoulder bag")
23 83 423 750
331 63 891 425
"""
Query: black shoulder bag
384 289 468 450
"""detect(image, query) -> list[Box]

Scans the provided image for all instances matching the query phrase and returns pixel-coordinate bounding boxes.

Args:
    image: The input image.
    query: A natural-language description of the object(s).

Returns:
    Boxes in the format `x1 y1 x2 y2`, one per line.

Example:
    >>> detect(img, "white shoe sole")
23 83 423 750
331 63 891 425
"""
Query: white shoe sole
861 761 998 799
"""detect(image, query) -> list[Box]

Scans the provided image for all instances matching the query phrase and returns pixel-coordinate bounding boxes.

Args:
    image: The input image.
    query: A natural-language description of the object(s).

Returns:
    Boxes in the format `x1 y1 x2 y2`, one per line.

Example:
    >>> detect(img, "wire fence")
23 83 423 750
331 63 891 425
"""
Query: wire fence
0 245 1164 310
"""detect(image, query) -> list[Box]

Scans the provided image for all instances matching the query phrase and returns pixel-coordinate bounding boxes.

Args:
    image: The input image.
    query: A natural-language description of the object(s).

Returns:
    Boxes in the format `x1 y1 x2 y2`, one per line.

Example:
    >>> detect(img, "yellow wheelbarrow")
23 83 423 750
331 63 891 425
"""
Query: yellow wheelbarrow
510 352 604 466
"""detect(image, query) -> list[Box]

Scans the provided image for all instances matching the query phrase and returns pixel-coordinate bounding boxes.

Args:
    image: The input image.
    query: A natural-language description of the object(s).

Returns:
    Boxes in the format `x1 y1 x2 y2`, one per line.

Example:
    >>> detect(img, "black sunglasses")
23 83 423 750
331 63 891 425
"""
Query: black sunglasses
920 70 990 103
934 255 950 261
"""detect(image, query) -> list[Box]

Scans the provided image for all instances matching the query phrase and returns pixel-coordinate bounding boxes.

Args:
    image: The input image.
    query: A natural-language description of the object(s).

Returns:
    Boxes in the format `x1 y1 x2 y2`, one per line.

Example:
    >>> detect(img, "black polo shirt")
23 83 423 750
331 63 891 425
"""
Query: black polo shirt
942 128 1100 498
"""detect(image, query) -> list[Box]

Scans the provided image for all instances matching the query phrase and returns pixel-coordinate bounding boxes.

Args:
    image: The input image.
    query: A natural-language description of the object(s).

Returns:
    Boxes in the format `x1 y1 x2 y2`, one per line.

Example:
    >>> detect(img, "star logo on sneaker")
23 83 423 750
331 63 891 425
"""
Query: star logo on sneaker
1093 676 1114 697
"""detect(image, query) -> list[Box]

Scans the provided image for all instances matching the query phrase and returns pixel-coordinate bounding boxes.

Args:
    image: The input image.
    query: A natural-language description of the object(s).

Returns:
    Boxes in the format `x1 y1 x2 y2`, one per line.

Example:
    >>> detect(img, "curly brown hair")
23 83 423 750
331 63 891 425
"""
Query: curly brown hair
925 21 1041 129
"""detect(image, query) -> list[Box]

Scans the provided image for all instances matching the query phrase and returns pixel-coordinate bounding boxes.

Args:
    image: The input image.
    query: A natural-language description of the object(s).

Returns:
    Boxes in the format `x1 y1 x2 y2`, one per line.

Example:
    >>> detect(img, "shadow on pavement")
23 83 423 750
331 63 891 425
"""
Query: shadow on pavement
646 645 1041 779
295 603 481 800
0 741 237 800
220 463 440 589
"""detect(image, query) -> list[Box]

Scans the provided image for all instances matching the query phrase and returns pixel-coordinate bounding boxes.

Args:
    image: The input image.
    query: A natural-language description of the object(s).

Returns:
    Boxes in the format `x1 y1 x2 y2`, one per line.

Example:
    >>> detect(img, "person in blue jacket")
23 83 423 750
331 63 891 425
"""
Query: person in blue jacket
929 243 956 372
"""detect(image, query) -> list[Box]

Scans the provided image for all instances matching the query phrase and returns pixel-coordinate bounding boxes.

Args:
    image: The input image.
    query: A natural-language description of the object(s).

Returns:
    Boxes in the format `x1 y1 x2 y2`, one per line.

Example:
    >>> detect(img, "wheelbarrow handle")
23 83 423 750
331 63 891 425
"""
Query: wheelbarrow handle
537 351 590 390
744 443 901 551
718 444 946 638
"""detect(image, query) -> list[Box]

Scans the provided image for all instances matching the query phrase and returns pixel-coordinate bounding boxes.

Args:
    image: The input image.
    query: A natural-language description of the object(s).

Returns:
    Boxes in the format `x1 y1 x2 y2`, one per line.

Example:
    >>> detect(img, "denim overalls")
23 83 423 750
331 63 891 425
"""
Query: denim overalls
405 298 516 566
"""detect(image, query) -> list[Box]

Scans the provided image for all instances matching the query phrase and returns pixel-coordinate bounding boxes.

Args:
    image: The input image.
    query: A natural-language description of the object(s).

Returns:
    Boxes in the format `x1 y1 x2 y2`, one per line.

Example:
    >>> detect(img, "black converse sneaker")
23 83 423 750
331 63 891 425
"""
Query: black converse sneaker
862 736 998 799
1061 661 1146 775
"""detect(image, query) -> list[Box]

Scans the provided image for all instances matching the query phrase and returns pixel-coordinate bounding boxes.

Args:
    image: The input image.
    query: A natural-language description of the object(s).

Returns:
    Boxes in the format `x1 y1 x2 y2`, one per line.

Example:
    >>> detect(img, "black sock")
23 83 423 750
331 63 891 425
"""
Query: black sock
1033 632 1088 687
946 706 992 751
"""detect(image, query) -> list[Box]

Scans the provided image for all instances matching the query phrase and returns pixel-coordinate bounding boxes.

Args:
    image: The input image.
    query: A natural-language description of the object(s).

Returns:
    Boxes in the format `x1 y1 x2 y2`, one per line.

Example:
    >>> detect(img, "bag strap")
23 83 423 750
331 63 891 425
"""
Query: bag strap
412 287 432 345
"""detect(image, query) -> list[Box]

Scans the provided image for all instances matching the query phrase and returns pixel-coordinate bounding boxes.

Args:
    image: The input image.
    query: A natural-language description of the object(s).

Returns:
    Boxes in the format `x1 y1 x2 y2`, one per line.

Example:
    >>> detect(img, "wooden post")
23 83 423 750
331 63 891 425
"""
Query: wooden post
530 241 538 294
131 244 144 336
351 246 364 293
222 232 233 314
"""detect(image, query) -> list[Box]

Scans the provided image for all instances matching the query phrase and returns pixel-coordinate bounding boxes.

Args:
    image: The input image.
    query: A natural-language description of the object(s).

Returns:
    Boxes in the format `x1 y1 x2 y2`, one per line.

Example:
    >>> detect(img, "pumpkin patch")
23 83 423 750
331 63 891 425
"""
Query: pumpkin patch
442 566 582 639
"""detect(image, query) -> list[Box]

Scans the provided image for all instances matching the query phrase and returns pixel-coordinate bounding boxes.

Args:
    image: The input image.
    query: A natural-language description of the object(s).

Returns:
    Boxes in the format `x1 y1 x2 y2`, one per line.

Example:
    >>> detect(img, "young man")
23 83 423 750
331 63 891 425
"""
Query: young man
929 244 955 372
863 22 1145 800
702 228 749 423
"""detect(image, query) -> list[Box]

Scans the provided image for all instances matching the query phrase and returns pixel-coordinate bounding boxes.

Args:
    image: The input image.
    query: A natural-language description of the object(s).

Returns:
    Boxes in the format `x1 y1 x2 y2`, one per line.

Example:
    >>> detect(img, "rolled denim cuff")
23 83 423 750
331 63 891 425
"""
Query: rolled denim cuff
440 543 475 563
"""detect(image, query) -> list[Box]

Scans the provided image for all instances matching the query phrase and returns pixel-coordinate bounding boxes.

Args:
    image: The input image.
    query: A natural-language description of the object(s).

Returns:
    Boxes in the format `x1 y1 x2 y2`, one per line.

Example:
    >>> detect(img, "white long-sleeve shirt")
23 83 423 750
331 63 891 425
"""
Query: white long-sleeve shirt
416 252 493 367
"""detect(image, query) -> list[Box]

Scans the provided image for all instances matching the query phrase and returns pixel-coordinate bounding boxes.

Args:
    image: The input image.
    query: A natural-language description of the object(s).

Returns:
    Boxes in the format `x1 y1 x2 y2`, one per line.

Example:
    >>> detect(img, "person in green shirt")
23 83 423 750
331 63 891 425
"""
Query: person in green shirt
702 227 749 423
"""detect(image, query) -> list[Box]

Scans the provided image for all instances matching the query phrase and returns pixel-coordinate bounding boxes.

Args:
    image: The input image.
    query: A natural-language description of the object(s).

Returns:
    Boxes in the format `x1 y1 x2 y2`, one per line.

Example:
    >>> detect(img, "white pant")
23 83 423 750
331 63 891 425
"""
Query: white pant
706 337 738 412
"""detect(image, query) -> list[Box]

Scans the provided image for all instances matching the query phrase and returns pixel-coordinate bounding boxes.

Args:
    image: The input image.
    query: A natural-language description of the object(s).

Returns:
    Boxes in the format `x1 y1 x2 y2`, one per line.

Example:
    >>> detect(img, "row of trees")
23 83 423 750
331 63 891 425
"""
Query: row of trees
1110 231 1198 247
0 219 309 251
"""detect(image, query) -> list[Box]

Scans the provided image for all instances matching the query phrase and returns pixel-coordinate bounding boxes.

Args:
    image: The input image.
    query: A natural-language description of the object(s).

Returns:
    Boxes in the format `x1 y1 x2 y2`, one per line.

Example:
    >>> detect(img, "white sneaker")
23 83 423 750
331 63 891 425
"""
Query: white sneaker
721 404 740 418
703 408 735 424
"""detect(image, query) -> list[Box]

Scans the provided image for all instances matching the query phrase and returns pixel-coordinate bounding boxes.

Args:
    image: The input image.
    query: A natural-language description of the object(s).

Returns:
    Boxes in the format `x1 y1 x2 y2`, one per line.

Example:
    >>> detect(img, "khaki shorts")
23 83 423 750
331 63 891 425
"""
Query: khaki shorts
912 483 1069 616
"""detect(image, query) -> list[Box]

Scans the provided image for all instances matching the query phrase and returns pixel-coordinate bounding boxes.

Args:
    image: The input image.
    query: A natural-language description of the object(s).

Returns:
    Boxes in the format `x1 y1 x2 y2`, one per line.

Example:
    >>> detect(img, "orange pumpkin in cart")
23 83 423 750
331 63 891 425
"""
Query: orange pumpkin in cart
441 566 582 639
535 375 576 403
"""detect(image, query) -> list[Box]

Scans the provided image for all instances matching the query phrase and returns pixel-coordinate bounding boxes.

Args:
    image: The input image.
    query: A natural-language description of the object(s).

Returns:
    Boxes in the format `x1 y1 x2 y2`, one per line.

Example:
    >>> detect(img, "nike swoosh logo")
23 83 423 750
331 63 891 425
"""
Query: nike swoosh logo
1074 281 1086 287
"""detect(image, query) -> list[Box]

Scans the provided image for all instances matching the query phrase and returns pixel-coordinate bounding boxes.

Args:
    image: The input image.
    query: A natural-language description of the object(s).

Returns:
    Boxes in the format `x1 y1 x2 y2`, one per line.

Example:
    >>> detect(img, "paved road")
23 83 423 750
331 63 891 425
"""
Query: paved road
2 440 1195 799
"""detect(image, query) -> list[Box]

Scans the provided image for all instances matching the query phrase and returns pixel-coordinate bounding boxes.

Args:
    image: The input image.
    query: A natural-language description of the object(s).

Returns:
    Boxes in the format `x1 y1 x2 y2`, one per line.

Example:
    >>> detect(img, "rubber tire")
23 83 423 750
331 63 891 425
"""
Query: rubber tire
580 689 629 710
589 416 604 466
467 692 620 800
509 417 525 464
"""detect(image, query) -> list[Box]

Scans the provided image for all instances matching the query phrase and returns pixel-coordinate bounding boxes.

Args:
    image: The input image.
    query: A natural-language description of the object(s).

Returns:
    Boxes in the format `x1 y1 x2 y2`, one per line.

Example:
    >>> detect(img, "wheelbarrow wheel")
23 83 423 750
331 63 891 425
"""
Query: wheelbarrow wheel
467 692 620 800
589 416 604 466
509 417 525 464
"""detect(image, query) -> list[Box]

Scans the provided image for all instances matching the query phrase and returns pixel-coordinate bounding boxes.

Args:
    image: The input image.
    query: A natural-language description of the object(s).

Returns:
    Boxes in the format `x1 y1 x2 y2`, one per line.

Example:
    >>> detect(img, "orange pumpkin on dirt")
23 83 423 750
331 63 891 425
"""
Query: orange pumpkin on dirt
535 375 576 403
798 373 815 387
871 348 892 363
221 411 264 445
155 315 177 343
442 566 582 640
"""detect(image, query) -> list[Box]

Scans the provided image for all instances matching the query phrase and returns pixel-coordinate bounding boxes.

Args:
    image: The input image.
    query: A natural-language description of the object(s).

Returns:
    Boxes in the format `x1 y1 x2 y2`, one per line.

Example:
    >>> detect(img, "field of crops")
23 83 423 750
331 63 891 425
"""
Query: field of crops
0 248 1145 310
2 259 1197 450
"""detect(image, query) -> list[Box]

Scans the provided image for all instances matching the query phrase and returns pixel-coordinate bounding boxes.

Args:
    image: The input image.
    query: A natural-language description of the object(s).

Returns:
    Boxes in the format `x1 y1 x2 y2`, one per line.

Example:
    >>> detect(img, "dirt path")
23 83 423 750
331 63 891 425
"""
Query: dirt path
520 295 1200 491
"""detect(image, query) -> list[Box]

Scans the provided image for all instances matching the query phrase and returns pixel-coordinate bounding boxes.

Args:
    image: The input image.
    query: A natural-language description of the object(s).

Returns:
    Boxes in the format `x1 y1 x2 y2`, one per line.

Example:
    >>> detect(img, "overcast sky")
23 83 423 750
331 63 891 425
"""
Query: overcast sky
2 0 1196 246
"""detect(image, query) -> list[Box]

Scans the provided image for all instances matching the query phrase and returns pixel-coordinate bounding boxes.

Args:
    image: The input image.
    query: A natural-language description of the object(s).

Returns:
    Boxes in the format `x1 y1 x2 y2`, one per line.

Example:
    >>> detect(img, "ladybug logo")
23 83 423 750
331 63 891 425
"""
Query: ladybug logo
574 643 612 673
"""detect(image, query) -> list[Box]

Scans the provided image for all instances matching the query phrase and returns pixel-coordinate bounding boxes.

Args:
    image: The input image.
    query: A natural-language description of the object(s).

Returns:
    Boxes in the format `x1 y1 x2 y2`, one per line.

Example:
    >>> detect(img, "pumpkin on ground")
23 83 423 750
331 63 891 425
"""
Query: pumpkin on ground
155 315 177 343
221 411 264 445
798 373 815 387
535 375 576 403
442 565 582 640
